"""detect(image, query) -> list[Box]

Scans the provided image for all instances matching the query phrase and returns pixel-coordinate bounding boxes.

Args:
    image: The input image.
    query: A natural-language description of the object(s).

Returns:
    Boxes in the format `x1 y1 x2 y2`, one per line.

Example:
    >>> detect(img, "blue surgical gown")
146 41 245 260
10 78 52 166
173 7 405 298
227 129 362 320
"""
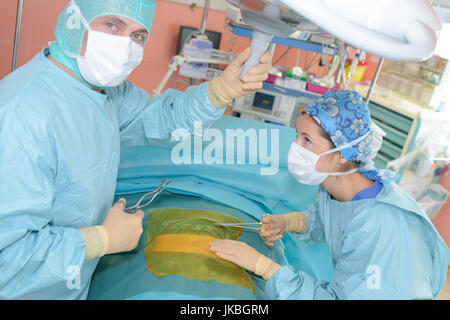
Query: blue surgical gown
266 182 450 299
0 48 225 299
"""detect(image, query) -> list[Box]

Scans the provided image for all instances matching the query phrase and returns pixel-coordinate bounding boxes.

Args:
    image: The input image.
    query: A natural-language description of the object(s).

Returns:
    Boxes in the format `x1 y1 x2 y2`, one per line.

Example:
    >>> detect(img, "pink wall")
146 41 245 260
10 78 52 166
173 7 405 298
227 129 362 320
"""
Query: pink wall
0 1 448 246
0 0 251 91
0 0 22 77
0 0 377 88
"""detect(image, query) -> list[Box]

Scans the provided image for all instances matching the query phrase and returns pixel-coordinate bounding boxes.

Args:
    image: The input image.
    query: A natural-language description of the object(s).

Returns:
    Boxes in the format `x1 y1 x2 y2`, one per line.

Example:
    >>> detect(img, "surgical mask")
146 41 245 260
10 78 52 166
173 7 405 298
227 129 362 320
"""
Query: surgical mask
287 131 370 185
65 1 144 87
368 122 386 162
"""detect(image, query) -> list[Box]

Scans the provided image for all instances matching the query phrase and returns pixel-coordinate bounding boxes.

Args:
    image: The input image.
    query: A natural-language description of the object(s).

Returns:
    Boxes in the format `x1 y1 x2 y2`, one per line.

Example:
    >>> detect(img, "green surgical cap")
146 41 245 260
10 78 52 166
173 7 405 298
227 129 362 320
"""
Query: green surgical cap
49 0 155 89
55 0 156 56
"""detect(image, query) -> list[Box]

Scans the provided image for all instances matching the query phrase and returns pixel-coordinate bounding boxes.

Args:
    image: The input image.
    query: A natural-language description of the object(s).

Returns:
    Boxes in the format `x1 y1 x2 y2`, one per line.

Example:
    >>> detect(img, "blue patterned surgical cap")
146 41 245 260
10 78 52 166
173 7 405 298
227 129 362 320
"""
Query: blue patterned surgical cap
304 90 399 183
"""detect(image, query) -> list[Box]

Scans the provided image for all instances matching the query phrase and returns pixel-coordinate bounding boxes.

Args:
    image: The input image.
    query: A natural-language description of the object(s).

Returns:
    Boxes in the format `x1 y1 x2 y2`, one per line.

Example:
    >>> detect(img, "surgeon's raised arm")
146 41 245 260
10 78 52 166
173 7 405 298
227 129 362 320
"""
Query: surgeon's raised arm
0 115 85 299
110 80 226 145
111 48 272 145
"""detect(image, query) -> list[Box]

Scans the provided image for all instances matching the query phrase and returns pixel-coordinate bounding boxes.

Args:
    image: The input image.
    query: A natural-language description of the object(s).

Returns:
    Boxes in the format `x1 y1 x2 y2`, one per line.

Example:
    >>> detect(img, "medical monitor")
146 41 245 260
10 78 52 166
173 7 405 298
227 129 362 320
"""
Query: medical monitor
176 26 222 54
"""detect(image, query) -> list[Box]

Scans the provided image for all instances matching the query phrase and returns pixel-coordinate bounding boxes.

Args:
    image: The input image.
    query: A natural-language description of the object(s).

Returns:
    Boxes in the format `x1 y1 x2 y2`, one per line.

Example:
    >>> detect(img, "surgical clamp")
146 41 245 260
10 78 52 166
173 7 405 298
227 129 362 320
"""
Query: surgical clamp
124 179 172 214
214 222 262 231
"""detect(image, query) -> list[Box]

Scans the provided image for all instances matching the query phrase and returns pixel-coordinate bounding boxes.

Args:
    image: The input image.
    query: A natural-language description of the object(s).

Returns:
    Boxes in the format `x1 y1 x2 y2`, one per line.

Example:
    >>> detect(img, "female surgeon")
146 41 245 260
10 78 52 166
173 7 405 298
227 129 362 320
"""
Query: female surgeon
210 90 450 299
0 0 271 299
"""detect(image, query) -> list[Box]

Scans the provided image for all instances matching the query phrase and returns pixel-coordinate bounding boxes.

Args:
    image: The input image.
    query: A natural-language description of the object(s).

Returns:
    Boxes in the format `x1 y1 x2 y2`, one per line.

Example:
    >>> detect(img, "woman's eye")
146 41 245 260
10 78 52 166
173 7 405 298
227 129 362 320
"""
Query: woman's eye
304 137 311 145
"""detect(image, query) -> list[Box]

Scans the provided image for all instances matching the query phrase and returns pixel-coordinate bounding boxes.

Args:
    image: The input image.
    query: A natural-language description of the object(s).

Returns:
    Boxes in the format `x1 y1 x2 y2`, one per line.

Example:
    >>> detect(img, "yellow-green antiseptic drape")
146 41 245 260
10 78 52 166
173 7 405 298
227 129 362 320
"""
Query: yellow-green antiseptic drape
144 208 256 294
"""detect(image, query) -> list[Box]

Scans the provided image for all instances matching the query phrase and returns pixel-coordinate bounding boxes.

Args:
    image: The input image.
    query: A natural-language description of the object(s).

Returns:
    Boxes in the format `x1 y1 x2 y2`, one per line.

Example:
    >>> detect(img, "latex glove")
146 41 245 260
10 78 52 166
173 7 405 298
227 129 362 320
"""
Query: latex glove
80 198 144 260
209 239 281 280
260 212 308 247
207 47 272 108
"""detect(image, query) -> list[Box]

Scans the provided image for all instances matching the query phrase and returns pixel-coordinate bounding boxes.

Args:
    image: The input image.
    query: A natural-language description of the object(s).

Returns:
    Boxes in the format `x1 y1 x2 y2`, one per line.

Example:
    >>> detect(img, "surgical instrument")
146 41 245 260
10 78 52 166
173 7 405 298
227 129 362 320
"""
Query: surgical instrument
214 222 262 231
124 179 172 214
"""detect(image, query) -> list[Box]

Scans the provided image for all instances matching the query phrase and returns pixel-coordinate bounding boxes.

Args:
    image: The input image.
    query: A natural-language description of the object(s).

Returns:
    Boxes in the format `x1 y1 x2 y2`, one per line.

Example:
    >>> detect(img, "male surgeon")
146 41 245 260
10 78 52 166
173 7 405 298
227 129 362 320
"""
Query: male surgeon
0 0 272 299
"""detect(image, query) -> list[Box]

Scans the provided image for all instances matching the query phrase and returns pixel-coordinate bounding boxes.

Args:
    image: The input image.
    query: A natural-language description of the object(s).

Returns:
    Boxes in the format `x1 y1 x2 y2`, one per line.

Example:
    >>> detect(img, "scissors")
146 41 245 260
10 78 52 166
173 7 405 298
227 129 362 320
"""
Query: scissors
213 222 262 231
213 214 270 231
124 179 172 214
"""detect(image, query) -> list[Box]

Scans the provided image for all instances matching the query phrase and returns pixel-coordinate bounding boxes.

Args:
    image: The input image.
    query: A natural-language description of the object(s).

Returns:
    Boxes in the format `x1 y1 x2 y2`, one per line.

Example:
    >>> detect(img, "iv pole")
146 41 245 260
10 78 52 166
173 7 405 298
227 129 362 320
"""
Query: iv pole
365 57 384 103
199 0 211 36
12 0 24 72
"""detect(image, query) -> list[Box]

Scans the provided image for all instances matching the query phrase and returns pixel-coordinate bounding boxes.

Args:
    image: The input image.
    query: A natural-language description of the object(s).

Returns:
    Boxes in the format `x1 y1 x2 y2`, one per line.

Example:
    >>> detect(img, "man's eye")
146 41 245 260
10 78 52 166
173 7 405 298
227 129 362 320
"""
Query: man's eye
304 137 311 145
107 23 118 31
133 33 146 42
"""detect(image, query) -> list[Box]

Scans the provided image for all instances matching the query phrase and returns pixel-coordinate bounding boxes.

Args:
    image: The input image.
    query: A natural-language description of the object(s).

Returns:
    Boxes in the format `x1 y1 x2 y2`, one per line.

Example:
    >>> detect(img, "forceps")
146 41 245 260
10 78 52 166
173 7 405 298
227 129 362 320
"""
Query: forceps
124 179 172 214
214 222 262 231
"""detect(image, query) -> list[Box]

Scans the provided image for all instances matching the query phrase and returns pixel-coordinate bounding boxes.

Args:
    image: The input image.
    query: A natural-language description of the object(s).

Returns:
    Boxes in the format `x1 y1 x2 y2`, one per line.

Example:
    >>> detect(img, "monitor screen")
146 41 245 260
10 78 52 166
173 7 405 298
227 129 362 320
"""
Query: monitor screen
176 26 222 54
253 92 275 111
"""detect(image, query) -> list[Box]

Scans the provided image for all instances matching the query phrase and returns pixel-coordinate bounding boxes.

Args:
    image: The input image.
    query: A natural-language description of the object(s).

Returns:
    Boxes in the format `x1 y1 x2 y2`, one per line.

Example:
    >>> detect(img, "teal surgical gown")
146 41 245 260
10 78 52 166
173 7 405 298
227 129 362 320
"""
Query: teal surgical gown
0 48 225 299
266 181 450 299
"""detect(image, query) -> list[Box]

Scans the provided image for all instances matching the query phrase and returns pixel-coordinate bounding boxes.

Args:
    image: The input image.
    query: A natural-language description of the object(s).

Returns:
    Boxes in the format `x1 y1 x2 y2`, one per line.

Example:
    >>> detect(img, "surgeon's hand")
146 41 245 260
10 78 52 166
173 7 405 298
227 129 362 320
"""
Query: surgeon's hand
260 212 308 247
80 198 144 260
224 47 272 95
101 198 144 255
209 240 281 280
210 239 260 272
207 48 272 108
259 215 286 247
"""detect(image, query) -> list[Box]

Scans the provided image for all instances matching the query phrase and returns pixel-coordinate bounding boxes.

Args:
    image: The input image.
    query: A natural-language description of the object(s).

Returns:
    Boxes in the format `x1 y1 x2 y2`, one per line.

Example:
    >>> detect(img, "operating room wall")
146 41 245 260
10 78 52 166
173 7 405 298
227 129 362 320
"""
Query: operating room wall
0 0 379 88
0 0 20 78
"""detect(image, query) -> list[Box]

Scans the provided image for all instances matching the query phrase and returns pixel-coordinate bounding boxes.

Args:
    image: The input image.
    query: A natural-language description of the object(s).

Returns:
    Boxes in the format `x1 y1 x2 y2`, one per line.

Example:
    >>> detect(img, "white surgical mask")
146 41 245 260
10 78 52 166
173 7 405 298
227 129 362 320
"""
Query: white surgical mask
65 2 144 87
287 131 370 185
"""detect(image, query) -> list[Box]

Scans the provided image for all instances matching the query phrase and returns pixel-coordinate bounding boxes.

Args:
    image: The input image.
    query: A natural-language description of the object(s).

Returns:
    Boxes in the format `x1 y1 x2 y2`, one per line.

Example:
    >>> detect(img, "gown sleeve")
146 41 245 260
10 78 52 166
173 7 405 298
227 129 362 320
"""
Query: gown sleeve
0 107 86 299
108 81 226 146
265 209 405 300
288 202 325 242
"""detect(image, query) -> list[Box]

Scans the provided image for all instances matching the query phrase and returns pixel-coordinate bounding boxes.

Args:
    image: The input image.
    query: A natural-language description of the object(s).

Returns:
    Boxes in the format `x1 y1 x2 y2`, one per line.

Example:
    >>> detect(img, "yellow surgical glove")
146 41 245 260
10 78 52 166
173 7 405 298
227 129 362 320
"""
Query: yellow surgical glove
80 198 144 261
207 47 272 108
207 75 239 109
255 254 282 281
80 225 109 261
209 239 281 281
259 212 308 247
